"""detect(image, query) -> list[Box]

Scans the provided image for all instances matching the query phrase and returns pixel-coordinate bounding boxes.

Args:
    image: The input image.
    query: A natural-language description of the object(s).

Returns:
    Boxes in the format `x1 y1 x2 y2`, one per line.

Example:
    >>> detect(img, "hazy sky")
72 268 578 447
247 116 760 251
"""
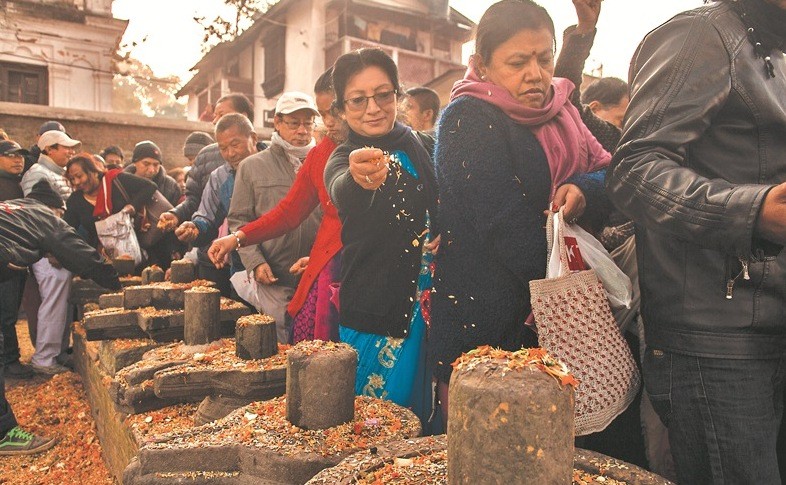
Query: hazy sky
112 0 704 85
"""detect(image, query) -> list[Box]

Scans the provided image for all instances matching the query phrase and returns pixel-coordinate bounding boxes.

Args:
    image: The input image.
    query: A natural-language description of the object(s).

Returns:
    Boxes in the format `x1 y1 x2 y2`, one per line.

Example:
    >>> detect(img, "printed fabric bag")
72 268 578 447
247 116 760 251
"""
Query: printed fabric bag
94 211 143 266
529 210 640 436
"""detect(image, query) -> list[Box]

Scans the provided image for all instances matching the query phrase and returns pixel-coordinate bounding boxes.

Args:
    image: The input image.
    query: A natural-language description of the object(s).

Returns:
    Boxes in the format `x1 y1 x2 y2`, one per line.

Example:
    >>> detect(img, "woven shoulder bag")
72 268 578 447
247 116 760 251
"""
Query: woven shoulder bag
529 210 640 436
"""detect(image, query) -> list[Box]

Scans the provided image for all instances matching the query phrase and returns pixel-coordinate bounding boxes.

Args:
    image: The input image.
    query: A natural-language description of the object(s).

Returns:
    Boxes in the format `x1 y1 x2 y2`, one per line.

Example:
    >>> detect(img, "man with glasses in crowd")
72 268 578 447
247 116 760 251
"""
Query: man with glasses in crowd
228 92 321 343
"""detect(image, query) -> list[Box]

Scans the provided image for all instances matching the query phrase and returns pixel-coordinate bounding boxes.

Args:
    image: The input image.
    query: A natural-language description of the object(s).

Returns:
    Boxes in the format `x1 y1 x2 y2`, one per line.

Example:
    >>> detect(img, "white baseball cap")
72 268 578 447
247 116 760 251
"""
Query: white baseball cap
275 92 319 116
38 130 81 150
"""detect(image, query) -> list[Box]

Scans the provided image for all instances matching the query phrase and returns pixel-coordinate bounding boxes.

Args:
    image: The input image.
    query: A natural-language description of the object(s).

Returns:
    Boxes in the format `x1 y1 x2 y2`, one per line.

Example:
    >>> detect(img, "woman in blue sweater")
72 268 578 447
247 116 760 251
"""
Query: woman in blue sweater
429 0 612 419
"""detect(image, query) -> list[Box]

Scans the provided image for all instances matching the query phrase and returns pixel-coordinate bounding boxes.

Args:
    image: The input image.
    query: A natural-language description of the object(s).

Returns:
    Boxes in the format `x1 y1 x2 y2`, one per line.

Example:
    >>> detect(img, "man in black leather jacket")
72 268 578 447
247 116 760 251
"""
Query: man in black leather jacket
607 1 786 483
0 186 120 455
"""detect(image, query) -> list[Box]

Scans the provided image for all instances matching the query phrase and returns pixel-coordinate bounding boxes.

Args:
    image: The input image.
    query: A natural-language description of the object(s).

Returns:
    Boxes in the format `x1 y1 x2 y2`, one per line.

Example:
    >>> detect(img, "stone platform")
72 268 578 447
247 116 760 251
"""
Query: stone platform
108 339 290 414
307 435 676 485
123 395 421 484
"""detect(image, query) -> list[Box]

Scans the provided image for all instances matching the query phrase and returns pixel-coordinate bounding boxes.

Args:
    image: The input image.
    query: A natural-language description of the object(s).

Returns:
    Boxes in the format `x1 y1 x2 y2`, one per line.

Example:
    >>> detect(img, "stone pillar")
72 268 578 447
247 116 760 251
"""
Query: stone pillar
286 341 357 430
235 314 277 360
183 287 221 345
112 257 135 277
141 266 165 284
448 348 575 485
170 259 196 284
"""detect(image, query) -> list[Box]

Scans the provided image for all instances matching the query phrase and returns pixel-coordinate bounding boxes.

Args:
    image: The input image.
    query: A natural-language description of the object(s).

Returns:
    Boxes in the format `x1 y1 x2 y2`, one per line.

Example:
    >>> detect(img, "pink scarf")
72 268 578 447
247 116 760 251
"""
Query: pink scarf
451 61 610 195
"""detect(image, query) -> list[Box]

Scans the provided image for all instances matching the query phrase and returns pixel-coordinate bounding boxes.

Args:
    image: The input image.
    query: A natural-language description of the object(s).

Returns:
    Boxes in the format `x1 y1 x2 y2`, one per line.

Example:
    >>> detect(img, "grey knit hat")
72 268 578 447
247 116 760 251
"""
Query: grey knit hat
183 131 214 159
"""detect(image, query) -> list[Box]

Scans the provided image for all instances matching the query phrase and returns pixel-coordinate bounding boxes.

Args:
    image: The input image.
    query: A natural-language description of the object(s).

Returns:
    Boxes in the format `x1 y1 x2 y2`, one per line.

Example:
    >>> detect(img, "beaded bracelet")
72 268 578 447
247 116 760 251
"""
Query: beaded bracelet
233 231 242 249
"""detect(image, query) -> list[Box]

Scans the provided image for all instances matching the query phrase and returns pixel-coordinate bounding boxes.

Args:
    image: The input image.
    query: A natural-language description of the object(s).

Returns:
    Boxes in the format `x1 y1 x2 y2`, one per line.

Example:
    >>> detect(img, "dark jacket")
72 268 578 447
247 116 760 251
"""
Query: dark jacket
429 96 609 383
324 122 438 338
124 164 181 207
0 170 23 202
607 2 786 359
0 198 120 290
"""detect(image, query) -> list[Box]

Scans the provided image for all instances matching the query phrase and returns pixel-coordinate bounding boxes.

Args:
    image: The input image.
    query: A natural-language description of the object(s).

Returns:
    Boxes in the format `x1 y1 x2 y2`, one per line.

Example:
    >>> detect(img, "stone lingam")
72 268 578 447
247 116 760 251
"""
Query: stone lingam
123 340 422 485
307 346 675 485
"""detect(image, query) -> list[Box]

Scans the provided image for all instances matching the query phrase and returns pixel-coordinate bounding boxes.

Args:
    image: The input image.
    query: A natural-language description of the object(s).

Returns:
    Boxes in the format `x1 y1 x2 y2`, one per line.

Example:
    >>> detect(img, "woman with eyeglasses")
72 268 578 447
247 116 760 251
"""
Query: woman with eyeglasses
428 0 612 421
324 48 439 426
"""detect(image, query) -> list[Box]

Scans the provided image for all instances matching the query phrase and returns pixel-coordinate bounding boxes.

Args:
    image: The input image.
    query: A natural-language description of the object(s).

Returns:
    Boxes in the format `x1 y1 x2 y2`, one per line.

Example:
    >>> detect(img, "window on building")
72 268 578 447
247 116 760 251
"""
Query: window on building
261 26 285 98
0 62 48 105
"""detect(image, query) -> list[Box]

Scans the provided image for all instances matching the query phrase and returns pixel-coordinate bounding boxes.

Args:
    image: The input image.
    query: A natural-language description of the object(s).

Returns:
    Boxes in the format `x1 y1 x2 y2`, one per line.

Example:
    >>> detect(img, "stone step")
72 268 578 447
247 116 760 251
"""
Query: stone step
153 356 288 402
98 338 163 376
123 280 216 310
83 298 253 342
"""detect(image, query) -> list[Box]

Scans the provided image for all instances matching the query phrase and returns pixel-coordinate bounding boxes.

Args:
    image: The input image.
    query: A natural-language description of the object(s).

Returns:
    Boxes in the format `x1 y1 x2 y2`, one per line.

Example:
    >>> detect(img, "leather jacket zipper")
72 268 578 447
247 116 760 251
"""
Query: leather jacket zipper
725 257 750 300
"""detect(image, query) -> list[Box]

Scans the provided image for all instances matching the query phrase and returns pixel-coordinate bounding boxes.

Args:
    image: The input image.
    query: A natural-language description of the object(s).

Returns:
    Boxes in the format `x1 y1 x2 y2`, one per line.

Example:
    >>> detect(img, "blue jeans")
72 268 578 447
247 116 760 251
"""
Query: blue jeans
643 347 785 484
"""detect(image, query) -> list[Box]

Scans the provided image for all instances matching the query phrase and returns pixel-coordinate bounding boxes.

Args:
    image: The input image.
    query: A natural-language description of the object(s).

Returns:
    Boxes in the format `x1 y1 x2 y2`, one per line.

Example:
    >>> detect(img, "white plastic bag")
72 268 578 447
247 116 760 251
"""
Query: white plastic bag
230 270 265 312
95 211 143 266
547 211 632 310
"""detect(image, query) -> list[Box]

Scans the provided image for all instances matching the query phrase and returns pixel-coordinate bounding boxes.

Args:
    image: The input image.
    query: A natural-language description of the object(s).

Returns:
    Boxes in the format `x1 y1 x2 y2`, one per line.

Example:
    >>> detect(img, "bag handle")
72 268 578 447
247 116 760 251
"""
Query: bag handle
113 177 131 205
545 209 572 275
101 175 111 215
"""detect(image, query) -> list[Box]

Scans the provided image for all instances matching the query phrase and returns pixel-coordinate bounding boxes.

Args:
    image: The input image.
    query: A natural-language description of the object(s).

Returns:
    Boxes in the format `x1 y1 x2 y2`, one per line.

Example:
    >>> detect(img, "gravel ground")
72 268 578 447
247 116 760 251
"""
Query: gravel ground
2 321 114 485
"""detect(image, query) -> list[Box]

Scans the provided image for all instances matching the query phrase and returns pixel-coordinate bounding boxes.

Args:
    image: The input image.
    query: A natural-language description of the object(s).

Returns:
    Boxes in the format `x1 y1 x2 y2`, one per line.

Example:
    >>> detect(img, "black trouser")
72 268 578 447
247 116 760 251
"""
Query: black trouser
197 262 231 297
0 323 19 437
0 271 24 366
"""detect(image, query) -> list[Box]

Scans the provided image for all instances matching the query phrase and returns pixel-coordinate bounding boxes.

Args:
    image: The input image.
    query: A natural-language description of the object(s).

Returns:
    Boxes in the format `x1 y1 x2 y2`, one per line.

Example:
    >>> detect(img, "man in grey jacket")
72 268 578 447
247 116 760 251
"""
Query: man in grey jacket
228 92 321 343
607 1 786 483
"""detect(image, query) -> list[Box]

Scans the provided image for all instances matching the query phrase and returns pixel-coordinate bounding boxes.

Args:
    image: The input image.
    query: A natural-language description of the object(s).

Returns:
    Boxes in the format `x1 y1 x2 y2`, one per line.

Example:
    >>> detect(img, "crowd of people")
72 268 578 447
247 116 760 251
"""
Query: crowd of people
1 0 785 482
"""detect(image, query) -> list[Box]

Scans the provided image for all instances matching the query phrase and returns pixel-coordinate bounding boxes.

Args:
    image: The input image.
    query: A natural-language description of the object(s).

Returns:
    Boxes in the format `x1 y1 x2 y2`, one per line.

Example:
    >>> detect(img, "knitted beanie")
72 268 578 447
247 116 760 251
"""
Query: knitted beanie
183 131 214 158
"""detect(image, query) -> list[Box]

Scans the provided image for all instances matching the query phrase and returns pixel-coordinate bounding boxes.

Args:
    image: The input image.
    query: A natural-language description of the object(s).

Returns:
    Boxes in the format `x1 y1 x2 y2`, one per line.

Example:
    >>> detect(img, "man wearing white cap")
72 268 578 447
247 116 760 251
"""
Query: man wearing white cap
19 129 80 375
20 130 79 200
228 92 322 343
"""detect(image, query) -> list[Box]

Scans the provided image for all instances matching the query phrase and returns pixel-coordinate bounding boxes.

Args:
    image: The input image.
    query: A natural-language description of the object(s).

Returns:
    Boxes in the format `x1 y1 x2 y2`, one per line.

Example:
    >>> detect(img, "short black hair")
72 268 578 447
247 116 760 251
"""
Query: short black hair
405 87 441 124
215 113 255 138
314 67 334 94
474 0 555 63
581 77 628 107
332 48 400 110
100 145 124 161
216 93 255 123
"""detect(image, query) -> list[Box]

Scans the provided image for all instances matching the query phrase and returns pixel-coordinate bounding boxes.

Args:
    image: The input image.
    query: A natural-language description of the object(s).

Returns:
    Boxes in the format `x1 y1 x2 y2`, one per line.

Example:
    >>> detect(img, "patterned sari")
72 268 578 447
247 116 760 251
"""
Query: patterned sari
339 241 433 416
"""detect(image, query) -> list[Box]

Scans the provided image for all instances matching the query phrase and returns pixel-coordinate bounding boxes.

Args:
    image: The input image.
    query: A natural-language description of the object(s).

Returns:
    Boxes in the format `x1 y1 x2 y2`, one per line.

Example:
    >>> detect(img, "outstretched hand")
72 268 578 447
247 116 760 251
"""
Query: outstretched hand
349 147 389 191
208 234 238 269
573 0 602 34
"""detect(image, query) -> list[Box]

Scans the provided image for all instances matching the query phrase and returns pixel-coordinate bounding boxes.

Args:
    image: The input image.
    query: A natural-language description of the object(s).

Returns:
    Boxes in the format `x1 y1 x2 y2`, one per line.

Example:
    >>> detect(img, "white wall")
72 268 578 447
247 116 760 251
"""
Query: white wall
0 8 126 111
